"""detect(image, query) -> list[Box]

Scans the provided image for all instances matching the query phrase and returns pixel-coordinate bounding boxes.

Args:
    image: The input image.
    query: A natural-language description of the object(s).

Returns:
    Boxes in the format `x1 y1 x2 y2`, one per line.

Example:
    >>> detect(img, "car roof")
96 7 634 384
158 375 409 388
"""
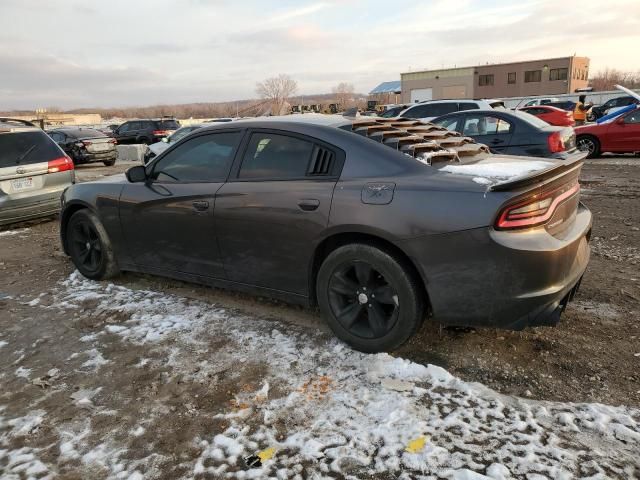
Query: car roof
232 113 352 129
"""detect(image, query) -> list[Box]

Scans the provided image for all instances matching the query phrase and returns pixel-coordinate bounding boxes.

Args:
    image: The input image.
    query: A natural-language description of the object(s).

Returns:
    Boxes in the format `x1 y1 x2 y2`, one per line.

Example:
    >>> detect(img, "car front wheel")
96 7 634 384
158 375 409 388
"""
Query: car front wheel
67 209 119 280
577 135 600 158
317 243 425 353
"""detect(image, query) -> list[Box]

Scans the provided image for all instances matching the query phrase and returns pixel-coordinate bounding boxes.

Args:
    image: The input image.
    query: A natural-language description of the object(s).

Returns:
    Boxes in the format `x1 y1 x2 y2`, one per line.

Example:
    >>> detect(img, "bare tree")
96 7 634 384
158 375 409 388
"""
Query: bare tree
256 74 298 115
332 82 355 109
590 68 640 91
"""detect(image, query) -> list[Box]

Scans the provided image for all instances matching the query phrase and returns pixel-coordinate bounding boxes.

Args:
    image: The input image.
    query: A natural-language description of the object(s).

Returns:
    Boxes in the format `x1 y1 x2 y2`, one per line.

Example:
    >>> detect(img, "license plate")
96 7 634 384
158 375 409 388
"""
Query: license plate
11 177 33 191
92 143 110 152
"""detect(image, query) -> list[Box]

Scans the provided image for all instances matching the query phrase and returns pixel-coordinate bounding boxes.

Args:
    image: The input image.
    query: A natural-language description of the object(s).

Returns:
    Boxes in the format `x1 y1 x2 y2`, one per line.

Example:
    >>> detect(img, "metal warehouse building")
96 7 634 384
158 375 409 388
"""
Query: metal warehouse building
401 56 590 103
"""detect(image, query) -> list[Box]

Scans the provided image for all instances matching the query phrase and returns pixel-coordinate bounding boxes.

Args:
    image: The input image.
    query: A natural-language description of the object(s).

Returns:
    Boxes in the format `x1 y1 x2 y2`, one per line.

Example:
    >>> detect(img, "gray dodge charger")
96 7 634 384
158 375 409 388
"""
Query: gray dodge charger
59 115 591 352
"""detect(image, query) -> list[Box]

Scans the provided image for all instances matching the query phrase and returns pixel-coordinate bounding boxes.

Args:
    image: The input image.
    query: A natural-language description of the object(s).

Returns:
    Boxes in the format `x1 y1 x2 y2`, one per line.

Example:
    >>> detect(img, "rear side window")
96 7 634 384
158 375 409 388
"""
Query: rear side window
463 115 512 136
150 131 241 182
239 133 314 180
0 131 64 167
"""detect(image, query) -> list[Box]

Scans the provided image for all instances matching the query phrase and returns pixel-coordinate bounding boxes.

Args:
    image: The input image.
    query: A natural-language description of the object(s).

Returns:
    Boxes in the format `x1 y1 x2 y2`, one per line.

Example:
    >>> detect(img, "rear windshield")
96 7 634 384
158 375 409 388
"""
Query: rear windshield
68 129 106 139
0 131 64 167
158 120 180 129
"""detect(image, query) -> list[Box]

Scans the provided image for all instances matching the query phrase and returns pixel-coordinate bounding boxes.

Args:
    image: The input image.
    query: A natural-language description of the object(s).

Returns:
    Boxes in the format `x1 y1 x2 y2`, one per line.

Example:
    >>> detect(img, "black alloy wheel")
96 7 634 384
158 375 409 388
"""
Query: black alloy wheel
66 209 119 280
328 261 400 339
69 219 103 275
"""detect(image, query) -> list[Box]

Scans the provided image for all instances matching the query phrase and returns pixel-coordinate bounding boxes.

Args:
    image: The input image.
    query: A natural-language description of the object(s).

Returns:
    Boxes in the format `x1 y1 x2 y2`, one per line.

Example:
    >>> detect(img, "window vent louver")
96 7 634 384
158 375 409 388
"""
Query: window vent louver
308 146 334 175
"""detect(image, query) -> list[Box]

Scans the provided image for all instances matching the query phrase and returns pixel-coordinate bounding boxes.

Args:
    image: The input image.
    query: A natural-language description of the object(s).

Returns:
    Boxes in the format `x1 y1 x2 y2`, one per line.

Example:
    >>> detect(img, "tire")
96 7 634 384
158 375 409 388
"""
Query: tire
316 243 425 353
67 209 119 280
577 135 600 159
103 159 116 167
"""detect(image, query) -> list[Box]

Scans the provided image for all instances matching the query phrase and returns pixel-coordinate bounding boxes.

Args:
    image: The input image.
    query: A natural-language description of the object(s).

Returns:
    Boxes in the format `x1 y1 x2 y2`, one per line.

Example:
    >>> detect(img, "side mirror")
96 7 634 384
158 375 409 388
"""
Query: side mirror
126 165 147 183
161 137 168 143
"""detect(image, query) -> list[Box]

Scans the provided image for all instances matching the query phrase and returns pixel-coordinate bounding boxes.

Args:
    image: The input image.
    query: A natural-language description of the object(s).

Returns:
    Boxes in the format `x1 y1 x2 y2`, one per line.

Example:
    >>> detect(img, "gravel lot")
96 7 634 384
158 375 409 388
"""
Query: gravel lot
1 156 639 478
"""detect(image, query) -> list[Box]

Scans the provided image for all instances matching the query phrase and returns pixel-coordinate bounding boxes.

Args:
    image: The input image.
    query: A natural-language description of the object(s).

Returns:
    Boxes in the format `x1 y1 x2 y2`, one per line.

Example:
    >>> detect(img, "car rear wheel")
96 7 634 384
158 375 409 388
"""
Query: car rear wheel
67 209 119 280
317 243 425 353
577 135 600 158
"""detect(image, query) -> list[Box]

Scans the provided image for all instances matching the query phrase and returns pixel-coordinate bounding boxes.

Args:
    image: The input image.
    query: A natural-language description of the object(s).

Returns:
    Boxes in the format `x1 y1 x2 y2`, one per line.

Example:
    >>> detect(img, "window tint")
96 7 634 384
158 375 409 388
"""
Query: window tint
478 74 494 86
239 133 314 179
549 68 568 81
151 132 241 182
0 131 64 167
49 132 64 143
463 115 512 136
402 103 458 119
433 117 459 132
624 109 640 124
507 72 516 84
458 102 480 112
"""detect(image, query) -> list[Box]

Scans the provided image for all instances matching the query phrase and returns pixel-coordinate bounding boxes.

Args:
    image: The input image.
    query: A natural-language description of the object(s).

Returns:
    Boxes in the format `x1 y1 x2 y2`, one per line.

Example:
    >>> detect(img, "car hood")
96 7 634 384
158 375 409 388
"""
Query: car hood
87 173 128 184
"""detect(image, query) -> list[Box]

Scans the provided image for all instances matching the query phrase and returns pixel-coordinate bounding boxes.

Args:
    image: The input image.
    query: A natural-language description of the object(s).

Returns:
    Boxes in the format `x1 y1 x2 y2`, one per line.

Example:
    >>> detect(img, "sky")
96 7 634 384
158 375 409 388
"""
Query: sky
0 0 638 110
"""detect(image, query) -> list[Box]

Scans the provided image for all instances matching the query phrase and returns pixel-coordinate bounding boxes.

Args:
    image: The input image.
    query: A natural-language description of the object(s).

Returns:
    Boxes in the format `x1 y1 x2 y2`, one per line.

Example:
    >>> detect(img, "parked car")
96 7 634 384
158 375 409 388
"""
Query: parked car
588 96 639 122
0 118 74 226
112 118 180 145
518 106 575 127
544 100 576 112
520 97 560 107
143 124 205 163
59 114 591 353
394 99 505 122
576 106 640 158
48 127 118 166
431 109 579 159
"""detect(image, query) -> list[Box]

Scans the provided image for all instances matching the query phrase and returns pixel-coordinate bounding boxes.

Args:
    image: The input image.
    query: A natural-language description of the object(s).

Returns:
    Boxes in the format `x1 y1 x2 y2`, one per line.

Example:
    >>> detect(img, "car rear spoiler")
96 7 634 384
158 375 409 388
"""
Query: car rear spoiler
489 150 587 192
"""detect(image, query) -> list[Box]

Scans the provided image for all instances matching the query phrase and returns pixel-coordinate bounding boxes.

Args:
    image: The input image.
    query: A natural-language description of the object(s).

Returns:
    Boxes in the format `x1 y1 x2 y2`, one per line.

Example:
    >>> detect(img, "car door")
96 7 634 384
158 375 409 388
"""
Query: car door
607 109 640 152
461 113 513 153
215 129 342 296
118 130 243 278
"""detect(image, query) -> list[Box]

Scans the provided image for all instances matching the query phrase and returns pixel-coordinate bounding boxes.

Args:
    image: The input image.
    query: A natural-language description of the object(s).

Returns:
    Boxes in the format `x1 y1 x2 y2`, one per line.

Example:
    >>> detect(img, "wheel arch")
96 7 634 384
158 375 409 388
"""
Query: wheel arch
60 201 95 255
308 230 431 311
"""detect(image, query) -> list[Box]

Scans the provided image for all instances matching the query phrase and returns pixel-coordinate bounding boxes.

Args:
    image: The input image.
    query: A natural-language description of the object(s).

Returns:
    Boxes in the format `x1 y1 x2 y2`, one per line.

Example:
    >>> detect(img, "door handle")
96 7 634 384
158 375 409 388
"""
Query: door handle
192 200 209 212
298 199 320 211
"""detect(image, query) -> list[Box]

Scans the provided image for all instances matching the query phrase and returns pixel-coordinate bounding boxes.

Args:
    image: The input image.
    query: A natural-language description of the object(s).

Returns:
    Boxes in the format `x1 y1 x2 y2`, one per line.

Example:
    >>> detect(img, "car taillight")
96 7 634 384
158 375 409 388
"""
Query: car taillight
153 130 168 136
495 181 580 230
48 156 74 173
547 131 566 153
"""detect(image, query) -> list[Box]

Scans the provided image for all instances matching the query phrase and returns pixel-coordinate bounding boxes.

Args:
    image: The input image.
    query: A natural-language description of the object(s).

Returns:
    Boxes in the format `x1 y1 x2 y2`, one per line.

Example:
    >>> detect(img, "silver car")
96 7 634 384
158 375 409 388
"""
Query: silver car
0 119 74 226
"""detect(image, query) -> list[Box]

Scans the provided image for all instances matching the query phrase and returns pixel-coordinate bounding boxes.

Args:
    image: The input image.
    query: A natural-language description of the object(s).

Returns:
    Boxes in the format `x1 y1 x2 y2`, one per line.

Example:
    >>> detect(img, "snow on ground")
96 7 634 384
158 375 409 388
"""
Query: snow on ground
441 160 553 185
0 228 31 237
2 271 639 479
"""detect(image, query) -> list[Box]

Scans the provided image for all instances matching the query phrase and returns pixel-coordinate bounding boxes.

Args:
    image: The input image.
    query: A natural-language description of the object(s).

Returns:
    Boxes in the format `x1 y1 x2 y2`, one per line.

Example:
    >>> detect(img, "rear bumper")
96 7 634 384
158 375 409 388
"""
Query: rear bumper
399 202 592 330
0 192 62 225
73 150 117 164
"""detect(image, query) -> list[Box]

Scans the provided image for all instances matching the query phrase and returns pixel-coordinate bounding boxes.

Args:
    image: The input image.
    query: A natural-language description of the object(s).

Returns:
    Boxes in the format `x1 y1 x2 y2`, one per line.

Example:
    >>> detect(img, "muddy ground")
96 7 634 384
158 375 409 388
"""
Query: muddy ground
1 155 639 478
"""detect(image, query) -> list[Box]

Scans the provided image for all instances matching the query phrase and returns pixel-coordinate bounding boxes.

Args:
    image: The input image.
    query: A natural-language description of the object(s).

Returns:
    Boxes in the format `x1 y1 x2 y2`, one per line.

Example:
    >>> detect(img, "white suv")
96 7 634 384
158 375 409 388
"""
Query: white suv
395 99 505 122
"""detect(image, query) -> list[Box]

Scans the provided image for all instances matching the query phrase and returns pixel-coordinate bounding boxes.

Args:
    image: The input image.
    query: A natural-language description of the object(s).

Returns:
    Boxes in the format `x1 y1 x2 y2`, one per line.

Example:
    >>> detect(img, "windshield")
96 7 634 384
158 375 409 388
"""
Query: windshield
379 106 405 118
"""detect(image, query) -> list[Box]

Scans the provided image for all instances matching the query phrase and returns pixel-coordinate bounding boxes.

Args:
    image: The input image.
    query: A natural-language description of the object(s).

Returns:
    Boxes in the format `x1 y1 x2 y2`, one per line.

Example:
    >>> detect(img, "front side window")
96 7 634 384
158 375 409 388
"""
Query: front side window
524 70 541 83
238 132 314 180
463 115 512 136
150 132 241 182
